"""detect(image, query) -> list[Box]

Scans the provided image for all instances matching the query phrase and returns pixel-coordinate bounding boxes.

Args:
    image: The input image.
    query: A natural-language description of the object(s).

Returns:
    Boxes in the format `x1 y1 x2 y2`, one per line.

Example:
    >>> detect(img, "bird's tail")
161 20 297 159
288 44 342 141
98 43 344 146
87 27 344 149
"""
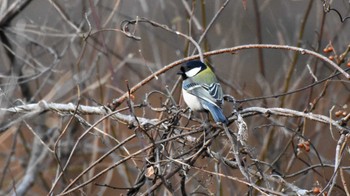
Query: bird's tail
203 102 228 125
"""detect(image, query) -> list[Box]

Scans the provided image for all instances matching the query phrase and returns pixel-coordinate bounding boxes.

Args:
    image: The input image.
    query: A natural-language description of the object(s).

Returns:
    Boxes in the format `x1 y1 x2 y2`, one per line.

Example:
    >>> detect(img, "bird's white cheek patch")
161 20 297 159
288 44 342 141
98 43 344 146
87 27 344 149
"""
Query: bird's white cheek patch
185 67 201 77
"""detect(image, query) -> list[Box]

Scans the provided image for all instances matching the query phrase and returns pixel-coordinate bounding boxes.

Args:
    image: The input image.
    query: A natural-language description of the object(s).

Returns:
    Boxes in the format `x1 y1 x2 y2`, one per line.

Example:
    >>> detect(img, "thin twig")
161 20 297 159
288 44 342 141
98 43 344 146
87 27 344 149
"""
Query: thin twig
121 18 204 62
323 133 347 195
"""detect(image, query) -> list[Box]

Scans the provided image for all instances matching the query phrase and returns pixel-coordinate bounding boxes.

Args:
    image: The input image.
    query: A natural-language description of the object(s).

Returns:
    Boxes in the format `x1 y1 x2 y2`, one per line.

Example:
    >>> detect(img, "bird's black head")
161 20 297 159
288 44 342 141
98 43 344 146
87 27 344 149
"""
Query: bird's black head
177 60 207 79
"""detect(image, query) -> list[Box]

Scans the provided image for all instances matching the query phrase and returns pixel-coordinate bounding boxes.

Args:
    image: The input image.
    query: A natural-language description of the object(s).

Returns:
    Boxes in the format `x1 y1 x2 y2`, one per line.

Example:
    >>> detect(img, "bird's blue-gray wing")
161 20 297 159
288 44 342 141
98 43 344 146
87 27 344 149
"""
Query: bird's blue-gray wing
205 83 224 105
183 81 217 106
183 80 227 124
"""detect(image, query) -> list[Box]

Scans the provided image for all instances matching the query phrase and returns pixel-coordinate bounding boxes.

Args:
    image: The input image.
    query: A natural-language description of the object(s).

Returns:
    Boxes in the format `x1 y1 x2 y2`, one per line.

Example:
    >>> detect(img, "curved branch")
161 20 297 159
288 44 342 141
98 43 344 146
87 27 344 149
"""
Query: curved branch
110 44 350 109
0 100 159 133
2 102 348 134
238 107 349 133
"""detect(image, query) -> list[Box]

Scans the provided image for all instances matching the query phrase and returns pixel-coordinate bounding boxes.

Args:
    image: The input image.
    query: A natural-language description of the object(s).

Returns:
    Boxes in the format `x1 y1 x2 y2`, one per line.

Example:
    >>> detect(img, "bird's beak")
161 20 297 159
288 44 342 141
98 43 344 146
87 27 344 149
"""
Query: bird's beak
177 70 183 75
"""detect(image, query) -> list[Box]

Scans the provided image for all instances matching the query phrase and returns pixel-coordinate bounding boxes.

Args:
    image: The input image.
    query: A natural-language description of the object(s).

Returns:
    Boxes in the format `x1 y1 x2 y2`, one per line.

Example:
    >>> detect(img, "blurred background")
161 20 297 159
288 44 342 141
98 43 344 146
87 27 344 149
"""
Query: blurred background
0 0 350 195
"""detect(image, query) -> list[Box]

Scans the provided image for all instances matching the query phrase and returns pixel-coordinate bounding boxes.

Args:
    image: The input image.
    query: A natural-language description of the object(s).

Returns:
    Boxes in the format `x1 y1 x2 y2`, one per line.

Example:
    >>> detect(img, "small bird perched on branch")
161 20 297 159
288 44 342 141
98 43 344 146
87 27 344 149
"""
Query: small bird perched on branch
177 60 228 125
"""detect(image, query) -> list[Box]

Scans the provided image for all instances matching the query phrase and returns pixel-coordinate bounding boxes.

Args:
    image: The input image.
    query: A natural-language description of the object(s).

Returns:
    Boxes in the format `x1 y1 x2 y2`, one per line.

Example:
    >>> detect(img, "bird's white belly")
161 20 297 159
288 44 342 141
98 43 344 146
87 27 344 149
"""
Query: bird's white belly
182 89 204 111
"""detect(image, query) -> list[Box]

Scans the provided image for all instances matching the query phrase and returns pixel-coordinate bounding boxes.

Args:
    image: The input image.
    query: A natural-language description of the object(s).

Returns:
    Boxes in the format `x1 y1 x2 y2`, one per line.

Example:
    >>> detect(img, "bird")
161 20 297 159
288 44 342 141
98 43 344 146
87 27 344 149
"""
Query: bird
177 60 228 125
